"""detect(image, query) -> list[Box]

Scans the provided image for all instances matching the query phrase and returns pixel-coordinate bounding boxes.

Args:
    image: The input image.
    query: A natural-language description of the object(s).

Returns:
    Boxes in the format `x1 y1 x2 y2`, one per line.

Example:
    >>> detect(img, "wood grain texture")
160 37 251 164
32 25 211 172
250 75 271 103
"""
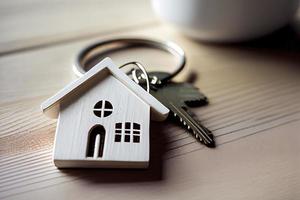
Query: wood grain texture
1 1 300 199
0 0 157 55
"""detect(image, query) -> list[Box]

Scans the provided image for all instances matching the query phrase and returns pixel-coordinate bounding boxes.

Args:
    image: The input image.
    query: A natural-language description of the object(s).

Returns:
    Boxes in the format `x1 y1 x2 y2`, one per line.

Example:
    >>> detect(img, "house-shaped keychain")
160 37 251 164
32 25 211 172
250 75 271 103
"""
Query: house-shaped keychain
41 58 169 168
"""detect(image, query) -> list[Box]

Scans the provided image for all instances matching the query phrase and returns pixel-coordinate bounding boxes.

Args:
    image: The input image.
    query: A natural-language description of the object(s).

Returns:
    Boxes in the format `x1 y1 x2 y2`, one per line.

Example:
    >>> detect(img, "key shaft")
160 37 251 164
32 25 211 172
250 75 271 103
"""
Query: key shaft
169 102 215 147
150 82 215 148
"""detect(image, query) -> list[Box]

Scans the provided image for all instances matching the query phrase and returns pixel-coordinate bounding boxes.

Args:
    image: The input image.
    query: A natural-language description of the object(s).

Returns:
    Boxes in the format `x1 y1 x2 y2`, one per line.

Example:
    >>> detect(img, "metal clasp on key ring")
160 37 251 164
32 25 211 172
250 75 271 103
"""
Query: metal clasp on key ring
119 61 151 92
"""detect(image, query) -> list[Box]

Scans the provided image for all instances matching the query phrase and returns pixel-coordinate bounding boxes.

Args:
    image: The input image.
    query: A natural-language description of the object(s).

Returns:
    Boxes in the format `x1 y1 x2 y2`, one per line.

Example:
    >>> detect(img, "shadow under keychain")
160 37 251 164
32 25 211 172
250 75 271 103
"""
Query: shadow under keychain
41 38 214 169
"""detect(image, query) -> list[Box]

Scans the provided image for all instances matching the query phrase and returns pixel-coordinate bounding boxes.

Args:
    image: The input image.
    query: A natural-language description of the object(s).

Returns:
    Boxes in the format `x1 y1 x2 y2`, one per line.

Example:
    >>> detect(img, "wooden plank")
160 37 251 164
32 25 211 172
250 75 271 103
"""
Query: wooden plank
0 0 156 55
1 20 300 200
1 122 300 200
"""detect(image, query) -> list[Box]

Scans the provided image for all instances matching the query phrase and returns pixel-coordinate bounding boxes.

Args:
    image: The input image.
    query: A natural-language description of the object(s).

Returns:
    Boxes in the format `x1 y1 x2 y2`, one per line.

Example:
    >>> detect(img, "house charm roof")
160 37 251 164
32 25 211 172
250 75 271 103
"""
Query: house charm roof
41 57 169 121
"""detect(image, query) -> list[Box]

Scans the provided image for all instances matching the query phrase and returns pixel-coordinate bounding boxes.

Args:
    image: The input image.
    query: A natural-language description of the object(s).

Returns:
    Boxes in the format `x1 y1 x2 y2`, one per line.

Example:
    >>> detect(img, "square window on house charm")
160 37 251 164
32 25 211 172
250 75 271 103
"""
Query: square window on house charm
40 58 169 169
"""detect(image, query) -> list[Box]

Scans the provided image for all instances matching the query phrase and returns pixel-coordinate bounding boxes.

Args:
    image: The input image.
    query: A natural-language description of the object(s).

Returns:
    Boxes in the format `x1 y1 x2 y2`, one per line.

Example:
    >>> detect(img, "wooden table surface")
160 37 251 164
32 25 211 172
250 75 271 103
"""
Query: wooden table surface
1 1 300 199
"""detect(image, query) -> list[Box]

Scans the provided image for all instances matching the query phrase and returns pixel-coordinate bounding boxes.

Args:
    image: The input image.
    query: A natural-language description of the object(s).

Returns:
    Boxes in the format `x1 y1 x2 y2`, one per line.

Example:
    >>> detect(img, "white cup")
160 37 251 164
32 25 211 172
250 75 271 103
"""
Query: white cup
151 0 299 42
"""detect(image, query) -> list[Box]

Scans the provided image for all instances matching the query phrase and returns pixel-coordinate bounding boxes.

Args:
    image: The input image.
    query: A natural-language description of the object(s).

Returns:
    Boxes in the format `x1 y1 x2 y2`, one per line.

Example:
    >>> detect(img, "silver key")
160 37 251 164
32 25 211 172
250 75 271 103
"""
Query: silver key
151 82 215 148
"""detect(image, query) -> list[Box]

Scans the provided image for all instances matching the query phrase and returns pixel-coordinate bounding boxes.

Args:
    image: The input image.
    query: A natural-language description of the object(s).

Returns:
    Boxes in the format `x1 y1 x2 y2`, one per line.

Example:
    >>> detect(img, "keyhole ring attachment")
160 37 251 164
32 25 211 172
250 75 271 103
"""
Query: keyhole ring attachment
119 61 150 93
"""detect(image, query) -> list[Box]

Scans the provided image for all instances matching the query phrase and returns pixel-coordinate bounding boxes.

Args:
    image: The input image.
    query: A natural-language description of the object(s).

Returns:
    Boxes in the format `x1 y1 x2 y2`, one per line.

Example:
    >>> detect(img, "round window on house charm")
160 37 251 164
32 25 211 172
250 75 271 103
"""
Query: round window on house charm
93 100 113 117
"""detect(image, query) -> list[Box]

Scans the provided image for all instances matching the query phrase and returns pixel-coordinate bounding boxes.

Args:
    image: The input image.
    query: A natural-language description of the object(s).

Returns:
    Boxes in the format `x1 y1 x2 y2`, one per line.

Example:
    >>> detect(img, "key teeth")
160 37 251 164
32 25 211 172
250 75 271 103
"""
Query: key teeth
191 125 215 147
171 111 215 148
188 126 216 148
194 133 203 142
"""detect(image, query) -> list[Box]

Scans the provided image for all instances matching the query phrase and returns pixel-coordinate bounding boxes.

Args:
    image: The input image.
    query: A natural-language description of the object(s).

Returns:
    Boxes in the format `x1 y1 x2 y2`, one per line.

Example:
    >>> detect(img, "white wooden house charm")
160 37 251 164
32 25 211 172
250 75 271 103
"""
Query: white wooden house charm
41 58 169 168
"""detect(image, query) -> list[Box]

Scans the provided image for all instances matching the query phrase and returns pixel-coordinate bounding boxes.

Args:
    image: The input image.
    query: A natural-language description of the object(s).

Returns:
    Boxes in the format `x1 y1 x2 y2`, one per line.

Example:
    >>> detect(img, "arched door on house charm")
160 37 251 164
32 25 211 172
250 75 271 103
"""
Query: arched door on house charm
86 125 106 158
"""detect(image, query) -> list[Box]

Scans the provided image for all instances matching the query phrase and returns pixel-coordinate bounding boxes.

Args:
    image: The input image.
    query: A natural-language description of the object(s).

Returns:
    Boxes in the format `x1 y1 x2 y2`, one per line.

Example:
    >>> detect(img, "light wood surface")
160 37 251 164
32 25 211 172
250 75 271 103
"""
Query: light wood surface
0 0 157 55
1 1 300 199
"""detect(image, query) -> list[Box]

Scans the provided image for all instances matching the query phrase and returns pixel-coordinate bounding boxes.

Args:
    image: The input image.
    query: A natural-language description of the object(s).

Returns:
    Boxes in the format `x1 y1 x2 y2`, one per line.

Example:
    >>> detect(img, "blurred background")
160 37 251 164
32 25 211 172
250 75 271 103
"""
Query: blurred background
1 1 300 199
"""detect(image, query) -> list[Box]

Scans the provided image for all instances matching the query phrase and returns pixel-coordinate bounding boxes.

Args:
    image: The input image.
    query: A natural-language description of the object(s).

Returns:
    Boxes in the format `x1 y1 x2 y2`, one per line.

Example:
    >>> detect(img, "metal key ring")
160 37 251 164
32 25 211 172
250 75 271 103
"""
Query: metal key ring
73 38 186 81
